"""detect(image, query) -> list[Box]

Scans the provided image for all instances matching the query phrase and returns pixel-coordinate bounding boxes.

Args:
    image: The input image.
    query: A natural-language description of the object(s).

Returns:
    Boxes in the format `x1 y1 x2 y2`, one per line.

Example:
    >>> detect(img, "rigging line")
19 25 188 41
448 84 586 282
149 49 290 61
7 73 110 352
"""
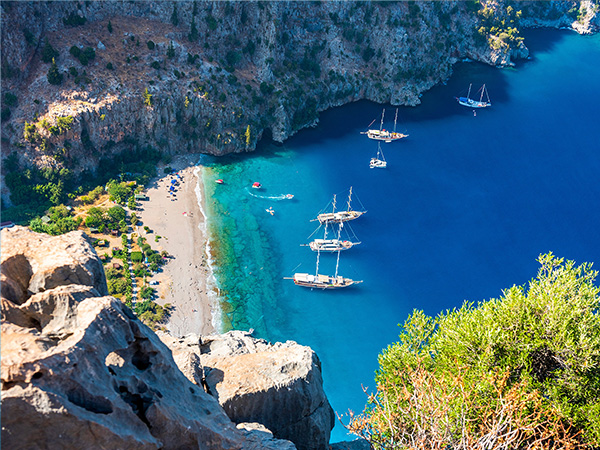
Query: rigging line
306 223 323 241
354 191 367 211
366 117 377 129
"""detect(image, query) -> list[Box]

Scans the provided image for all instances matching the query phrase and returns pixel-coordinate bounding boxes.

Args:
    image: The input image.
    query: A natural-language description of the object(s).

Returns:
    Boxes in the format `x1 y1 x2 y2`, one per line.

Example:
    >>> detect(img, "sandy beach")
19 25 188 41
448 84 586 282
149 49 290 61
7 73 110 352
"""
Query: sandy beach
137 155 217 337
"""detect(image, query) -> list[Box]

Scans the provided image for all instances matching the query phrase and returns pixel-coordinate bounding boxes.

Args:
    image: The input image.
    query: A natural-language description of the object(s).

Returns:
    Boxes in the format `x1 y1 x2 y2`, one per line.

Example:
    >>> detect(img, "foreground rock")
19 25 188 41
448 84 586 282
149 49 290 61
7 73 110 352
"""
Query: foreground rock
0 227 296 449
160 331 335 450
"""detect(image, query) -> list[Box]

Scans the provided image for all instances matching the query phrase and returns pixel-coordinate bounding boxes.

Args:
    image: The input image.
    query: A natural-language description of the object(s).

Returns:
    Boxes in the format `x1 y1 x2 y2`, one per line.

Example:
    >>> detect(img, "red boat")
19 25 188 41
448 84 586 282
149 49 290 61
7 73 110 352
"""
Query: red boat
216 179 224 184
252 182 261 189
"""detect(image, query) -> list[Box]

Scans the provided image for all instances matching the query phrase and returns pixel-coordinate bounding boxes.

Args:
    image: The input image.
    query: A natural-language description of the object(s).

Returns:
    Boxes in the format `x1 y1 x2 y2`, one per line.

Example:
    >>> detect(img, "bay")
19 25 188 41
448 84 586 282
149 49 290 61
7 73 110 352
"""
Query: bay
203 29 600 442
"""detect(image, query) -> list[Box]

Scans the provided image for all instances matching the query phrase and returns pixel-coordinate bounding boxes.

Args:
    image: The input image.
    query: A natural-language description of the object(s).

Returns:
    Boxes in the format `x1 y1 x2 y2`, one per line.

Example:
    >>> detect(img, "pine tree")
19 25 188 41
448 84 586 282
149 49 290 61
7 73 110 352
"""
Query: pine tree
188 17 198 42
167 41 175 59
41 39 59 63
107 20 113 33
170 4 179 26
47 58 63 85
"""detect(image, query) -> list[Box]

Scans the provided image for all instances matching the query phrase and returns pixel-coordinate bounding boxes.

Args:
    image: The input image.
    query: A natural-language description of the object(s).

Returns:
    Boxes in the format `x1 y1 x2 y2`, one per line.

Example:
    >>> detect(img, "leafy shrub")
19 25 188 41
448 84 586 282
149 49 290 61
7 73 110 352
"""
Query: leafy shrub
347 254 600 449
4 92 18 107
206 14 218 31
63 12 87 27
70 45 81 58
106 62 114 70
146 40 155 50
131 251 143 263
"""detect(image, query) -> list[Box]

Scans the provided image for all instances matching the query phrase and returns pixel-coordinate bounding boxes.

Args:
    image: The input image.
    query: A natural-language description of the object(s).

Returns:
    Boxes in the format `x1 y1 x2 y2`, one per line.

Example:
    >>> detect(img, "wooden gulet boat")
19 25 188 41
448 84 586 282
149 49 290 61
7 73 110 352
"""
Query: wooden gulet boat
303 195 361 252
313 187 366 224
287 189 364 289
361 108 408 143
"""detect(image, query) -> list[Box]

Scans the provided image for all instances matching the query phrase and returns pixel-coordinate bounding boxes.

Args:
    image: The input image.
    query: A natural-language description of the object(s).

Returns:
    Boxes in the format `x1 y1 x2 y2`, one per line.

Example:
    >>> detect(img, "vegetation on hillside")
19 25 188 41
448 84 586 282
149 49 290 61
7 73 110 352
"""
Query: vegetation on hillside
346 253 600 449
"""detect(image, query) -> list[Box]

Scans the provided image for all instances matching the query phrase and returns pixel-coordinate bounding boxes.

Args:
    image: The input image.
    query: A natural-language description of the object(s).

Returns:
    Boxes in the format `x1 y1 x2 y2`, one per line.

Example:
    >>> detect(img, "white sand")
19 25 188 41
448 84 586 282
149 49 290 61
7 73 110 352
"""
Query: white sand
136 155 217 337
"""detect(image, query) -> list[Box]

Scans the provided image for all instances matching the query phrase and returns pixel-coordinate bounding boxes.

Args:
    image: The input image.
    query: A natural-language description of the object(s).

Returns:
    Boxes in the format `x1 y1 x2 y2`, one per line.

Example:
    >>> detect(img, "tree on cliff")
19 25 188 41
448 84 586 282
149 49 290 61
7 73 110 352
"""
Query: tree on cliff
347 253 600 449
47 58 63 85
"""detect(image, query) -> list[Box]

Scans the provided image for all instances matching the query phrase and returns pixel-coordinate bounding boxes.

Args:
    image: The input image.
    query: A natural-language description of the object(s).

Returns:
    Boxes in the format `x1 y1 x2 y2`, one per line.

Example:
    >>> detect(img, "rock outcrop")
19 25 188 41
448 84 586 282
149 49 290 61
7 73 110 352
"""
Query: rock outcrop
0 226 298 449
160 330 335 450
3 0 596 184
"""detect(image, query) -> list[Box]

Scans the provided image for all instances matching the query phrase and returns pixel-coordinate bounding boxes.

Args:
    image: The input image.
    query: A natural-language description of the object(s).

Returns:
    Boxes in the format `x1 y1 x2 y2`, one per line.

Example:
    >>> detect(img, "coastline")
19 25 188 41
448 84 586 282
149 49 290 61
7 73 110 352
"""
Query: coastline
137 155 219 337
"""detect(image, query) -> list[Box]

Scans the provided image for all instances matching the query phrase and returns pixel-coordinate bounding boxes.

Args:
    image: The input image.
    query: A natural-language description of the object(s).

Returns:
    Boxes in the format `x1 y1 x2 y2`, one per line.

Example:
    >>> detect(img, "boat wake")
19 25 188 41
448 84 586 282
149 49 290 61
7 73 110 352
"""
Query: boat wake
245 187 294 201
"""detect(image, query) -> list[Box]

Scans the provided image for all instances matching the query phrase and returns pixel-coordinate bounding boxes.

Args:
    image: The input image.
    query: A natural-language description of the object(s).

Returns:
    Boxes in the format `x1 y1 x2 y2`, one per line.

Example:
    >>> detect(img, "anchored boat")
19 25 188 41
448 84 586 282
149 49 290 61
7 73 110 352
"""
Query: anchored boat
370 142 387 169
287 190 363 289
457 83 491 108
361 108 408 143
313 186 366 224
304 195 361 252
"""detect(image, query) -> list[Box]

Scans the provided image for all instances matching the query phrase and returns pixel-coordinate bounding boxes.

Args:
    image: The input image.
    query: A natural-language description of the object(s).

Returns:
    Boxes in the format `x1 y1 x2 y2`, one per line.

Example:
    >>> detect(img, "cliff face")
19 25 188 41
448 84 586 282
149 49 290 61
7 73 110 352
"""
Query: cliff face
160 331 335 450
2 0 596 179
1 226 337 449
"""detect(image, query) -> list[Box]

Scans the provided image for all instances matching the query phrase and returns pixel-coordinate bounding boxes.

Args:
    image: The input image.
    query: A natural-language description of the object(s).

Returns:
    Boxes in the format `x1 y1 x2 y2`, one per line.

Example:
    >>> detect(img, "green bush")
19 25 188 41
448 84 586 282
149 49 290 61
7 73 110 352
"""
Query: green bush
69 46 81 58
63 12 87 27
146 40 155 50
4 92 18 107
348 253 600 449
131 251 144 263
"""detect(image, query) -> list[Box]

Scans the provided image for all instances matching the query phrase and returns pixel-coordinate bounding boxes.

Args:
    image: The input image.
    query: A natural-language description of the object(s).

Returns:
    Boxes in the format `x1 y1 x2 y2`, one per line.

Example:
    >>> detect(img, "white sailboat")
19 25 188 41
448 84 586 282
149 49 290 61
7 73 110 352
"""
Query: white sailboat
457 83 491 108
287 194 363 289
313 186 366 224
370 142 387 169
361 108 408 143
303 196 361 252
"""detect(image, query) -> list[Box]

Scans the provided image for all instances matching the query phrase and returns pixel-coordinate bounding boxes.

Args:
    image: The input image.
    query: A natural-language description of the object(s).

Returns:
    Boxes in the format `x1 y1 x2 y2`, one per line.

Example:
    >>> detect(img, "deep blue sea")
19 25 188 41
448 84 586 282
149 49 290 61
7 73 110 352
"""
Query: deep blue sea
202 30 600 442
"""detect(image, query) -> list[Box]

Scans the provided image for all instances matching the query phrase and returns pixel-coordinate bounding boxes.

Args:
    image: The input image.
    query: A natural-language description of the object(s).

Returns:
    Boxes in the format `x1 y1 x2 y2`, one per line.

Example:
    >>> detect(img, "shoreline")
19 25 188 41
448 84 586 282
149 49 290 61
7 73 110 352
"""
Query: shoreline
137 154 219 337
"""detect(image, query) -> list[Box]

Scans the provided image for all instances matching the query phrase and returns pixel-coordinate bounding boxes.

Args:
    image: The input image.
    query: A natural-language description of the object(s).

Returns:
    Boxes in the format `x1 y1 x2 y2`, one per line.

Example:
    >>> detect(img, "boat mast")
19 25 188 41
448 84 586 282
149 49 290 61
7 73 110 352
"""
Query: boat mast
467 83 472 100
346 187 353 212
334 222 342 278
380 109 385 131
479 84 485 103
324 195 336 241
393 108 398 133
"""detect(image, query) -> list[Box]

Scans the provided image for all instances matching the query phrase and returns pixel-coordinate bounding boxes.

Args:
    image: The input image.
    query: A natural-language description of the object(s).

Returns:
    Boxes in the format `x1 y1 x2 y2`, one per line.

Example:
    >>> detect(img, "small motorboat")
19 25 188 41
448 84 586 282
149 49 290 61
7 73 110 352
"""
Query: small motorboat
266 207 274 216
285 194 294 199
252 182 262 189
216 179 224 184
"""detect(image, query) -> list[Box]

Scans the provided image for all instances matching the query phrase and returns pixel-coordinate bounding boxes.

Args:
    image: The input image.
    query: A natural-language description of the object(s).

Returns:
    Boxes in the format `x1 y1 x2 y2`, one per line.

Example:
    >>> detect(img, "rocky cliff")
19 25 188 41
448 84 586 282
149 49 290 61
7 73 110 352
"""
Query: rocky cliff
160 331 335 450
1 1 597 179
0 226 337 449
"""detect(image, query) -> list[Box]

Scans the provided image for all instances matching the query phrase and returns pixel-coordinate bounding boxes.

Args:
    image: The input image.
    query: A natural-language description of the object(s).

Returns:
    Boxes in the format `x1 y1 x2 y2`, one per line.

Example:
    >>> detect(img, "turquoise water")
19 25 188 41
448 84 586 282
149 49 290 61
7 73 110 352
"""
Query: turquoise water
203 30 600 442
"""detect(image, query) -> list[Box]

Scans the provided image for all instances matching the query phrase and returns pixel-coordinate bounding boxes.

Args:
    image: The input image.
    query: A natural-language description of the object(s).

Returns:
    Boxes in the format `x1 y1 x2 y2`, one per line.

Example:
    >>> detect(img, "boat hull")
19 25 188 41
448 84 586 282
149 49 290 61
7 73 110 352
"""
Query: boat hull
308 239 358 252
292 273 362 289
370 158 387 169
365 130 408 142
316 210 365 224
457 97 491 108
